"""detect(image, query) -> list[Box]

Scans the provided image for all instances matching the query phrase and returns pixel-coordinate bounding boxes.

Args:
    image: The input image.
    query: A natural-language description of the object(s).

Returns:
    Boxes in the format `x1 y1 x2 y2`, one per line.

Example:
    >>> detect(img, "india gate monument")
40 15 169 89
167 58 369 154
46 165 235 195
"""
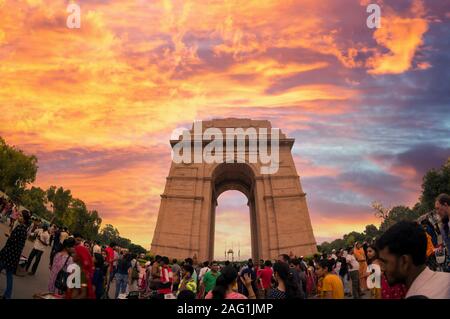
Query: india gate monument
151 118 317 261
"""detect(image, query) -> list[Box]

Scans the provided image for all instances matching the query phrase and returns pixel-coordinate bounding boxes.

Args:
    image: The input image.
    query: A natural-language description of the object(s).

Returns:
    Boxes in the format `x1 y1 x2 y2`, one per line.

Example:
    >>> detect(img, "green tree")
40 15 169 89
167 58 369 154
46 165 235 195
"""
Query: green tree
97 224 121 245
0 137 38 201
379 206 421 232
317 241 330 253
419 158 450 211
0 138 143 253
363 224 380 240
19 186 52 220
128 243 147 255
68 199 102 240
46 186 72 225
116 236 132 249
321 157 450 253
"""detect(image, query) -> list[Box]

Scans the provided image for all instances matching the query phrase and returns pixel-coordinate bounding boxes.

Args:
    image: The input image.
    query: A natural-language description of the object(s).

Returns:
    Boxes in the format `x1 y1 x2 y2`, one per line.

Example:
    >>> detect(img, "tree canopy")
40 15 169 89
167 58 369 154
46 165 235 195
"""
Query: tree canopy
0 137 38 201
0 136 147 254
318 157 450 254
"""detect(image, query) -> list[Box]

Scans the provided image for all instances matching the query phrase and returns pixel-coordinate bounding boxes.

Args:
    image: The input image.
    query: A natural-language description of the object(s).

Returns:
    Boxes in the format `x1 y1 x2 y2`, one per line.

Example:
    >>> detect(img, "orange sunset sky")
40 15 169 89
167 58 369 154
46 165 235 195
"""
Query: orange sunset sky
1 0 449 259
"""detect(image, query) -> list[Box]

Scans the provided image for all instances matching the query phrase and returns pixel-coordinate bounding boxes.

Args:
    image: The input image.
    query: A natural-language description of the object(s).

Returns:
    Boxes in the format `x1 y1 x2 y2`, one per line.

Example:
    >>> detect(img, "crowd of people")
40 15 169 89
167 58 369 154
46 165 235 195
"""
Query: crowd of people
0 193 449 299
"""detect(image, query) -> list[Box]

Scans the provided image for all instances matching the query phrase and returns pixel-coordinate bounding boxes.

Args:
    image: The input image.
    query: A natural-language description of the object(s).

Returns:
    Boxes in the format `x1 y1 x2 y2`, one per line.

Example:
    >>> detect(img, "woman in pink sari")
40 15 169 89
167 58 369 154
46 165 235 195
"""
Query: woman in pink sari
48 238 75 293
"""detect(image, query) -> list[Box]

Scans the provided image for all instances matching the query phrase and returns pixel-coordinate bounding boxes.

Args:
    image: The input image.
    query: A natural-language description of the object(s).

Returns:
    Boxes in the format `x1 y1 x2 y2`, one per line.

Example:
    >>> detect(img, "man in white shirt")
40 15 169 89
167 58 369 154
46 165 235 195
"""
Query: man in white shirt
25 224 50 275
377 221 450 299
330 249 337 261
93 241 102 254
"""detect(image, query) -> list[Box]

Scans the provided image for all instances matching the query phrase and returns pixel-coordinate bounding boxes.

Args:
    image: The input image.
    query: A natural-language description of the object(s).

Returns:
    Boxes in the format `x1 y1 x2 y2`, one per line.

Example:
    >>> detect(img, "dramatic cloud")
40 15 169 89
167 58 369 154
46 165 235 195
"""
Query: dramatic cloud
367 0 429 74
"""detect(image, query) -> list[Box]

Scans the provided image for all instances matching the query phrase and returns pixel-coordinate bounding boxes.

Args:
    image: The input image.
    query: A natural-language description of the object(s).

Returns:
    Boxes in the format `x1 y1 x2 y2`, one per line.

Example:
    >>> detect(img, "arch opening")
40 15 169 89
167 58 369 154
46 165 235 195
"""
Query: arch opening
213 191 251 261
209 163 260 261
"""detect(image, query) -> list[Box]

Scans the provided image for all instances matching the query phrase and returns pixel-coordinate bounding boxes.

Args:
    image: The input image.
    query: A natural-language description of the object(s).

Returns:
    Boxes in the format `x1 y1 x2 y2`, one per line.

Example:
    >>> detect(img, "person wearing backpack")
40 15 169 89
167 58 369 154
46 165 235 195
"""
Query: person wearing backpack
48 237 75 294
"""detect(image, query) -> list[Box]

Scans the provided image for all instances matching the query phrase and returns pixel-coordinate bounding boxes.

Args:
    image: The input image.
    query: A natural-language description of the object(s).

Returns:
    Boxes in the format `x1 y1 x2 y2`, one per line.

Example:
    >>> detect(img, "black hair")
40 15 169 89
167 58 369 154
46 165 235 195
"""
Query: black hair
436 193 450 206
21 210 31 225
264 260 272 267
367 244 379 265
183 264 194 275
62 237 76 250
203 261 210 267
184 257 193 265
290 258 300 266
125 253 134 262
212 266 237 299
109 242 117 248
318 259 332 272
177 289 196 300
161 256 169 265
273 262 302 299
224 260 230 266
376 221 427 266
73 233 82 239
172 258 178 264
279 254 290 263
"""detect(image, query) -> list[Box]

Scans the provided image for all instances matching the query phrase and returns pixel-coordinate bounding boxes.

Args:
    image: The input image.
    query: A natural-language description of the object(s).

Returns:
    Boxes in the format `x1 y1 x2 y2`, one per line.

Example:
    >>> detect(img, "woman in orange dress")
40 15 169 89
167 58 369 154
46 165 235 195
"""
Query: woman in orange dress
353 242 368 291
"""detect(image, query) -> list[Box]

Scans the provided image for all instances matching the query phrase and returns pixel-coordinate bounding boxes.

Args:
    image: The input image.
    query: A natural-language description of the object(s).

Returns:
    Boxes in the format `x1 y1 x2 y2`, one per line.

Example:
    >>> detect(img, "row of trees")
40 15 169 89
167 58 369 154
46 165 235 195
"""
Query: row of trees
0 137 147 255
318 157 450 253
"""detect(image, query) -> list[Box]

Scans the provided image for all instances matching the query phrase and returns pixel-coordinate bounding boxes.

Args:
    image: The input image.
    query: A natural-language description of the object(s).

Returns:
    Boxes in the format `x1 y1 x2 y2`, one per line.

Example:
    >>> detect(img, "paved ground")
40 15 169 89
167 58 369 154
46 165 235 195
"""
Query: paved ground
0 222 122 299
0 222 53 298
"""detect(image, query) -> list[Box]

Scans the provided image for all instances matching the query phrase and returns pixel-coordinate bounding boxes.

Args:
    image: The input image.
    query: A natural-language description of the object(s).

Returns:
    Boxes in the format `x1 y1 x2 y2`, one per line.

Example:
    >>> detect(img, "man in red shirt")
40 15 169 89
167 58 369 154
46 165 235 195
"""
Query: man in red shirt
257 260 273 298
104 242 117 296
157 256 173 297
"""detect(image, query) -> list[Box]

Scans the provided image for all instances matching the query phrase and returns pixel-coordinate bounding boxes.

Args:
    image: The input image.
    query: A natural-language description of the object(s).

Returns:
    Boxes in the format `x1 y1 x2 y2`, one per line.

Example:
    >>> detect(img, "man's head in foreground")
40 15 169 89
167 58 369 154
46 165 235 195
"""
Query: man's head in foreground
376 221 426 287
435 193 450 220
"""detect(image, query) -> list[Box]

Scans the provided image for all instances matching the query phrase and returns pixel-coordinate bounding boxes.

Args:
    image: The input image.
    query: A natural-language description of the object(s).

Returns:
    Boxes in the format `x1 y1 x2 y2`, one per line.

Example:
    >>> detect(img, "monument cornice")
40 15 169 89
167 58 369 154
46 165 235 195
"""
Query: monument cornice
160 194 204 201
263 193 306 200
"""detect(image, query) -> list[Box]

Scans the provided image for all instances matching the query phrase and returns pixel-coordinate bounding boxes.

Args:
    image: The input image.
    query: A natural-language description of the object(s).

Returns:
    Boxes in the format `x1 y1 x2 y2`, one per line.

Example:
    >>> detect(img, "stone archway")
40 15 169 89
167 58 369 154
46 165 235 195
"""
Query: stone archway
150 118 317 261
